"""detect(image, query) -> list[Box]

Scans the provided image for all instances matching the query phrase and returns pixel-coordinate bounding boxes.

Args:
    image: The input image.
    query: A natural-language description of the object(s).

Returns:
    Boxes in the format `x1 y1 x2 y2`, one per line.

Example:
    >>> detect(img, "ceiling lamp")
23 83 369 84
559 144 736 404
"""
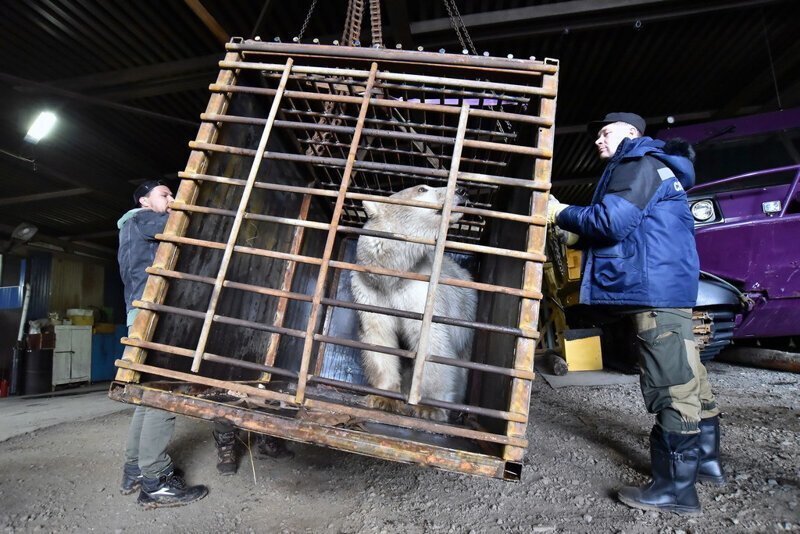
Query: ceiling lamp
25 111 57 144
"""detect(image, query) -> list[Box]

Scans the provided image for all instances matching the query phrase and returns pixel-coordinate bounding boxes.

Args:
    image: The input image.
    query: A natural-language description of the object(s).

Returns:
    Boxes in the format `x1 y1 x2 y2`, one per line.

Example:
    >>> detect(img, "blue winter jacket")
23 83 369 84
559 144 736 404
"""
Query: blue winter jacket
117 208 169 325
556 136 699 307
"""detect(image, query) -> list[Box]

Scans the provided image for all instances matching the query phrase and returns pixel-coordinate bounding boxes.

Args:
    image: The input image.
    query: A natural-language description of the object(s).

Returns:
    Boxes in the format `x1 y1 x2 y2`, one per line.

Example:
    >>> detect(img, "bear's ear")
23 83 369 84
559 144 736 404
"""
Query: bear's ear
362 200 381 219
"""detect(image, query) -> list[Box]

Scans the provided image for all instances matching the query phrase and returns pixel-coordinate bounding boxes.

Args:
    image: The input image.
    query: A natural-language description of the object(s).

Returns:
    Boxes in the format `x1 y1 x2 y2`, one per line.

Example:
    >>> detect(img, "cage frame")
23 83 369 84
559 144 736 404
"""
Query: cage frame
112 39 558 480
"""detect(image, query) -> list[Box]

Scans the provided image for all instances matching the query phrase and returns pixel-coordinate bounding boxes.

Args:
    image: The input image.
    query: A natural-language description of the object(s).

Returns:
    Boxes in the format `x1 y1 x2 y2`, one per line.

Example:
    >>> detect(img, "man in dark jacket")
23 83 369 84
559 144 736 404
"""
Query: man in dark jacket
118 180 208 508
548 113 725 515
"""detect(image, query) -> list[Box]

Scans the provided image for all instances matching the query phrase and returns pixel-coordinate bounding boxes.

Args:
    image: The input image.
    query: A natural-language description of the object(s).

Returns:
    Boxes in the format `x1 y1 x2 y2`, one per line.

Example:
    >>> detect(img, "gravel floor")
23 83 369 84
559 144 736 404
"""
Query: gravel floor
1 361 798 533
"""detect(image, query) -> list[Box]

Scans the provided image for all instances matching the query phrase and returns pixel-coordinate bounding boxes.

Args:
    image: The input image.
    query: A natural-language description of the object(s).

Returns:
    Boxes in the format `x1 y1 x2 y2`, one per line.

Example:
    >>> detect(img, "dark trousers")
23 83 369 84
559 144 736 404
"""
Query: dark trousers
626 308 719 434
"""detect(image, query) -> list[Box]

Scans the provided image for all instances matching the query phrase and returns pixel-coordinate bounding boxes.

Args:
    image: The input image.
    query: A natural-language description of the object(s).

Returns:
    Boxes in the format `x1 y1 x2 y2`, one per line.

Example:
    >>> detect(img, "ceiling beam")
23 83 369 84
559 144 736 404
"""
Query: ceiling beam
385 0 414 49
413 0 785 45
50 54 221 93
0 223 115 259
412 0 672 34
0 188 92 207
3 161 131 212
2 73 198 128
184 0 230 44
718 35 800 116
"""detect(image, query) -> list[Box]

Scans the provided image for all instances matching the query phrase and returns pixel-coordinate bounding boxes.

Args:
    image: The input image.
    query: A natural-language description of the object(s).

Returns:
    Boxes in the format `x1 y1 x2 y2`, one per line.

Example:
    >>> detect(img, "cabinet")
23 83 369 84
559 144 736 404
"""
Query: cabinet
53 325 92 387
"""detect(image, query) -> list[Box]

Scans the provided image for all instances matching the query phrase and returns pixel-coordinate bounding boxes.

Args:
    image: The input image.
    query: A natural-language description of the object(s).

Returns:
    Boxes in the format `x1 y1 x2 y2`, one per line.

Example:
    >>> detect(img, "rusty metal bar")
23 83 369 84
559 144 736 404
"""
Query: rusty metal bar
274 117 542 157
315 333 535 379
408 102 471 405
123 329 533 423
503 69 558 463
121 337 299 381
329 258 544 300
208 84 550 126
146 267 313 303
149 266 536 340
172 202 545 260
294 62 380 404
188 140 553 188
180 171 525 221
274 109 517 139
110 384 515 479
304 397 527 448
154 231 543 299
156 233 323 264
258 72 532 104
191 57 294 373
171 201 329 231
297 137 506 169
261 193 313 381
219 60 555 97
226 39 558 75
116 359 297 405
115 50 243 385
135 300 306 339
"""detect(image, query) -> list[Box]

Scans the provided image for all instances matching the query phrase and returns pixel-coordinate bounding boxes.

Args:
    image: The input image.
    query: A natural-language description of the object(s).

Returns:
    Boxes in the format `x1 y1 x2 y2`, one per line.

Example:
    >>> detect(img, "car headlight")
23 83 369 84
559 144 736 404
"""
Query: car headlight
691 199 715 223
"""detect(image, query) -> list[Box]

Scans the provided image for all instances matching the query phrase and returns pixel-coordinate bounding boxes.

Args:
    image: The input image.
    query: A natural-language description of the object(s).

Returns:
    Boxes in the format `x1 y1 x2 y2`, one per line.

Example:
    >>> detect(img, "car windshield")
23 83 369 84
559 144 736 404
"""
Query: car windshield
691 127 800 194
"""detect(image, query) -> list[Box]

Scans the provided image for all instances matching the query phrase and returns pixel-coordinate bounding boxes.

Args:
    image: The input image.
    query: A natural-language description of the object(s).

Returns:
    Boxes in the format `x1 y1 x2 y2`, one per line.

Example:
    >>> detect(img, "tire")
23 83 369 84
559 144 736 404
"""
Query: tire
693 307 736 362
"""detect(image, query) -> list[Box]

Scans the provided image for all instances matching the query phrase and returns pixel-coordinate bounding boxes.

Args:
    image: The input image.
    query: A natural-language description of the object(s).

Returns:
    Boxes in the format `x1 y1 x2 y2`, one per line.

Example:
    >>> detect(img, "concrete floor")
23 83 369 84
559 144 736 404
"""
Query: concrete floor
0 382 132 443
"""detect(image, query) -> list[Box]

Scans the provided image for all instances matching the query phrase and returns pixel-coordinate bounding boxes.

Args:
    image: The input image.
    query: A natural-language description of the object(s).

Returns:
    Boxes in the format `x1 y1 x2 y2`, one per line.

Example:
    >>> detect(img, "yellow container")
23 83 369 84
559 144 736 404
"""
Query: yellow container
563 328 603 371
66 308 95 326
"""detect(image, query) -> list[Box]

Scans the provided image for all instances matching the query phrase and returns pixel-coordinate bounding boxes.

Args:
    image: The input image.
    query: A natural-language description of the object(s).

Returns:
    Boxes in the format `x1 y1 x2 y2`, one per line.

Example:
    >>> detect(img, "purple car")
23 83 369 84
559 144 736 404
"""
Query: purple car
657 108 800 360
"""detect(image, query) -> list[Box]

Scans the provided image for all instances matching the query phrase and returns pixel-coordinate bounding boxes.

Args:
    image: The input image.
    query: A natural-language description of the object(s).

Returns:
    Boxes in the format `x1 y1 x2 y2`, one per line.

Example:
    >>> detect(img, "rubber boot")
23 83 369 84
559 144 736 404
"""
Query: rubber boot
137 469 208 509
618 426 702 516
213 430 238 475
697 416 726 485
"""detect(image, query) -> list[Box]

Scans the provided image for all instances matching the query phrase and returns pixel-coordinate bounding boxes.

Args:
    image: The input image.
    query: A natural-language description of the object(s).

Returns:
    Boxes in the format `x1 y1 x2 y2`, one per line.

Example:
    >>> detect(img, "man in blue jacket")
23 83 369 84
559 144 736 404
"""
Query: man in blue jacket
118 180 209 508
548 113 725 515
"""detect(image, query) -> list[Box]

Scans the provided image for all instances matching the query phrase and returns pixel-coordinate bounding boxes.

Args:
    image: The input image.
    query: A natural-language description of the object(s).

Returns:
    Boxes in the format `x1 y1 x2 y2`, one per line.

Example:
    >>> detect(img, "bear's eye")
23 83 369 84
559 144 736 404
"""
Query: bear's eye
417 186 427 193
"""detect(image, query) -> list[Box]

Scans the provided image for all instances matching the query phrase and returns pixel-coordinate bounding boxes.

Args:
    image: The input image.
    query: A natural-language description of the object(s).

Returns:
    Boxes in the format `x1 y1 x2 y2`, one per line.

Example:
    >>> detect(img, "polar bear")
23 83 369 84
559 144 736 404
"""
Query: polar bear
350 184 477 421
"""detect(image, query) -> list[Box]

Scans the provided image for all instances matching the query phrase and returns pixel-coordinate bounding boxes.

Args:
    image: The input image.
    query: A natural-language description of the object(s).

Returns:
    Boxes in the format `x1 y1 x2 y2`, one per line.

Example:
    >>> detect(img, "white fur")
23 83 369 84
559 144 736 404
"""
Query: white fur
351 185 477 419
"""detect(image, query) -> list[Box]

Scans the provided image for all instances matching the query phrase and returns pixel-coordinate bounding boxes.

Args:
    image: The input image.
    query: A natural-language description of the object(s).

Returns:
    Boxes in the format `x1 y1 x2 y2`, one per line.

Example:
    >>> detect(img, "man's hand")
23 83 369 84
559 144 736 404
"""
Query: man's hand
547 195 570 224
556 227 579 246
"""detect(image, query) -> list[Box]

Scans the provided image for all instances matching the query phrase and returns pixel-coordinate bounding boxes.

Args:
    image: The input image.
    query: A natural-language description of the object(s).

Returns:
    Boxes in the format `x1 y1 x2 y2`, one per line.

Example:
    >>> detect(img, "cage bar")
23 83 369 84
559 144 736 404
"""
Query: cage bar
112 40 558 480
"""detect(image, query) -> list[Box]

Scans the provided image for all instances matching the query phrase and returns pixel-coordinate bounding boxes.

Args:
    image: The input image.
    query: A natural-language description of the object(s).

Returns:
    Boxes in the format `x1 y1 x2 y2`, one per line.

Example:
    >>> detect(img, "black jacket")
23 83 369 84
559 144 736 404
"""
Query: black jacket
117 208 169 324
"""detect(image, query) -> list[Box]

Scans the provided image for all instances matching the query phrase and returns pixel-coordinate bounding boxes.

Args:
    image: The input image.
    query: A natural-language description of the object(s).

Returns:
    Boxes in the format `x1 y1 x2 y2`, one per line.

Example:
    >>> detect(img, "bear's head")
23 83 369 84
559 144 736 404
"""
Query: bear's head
361 185 467 238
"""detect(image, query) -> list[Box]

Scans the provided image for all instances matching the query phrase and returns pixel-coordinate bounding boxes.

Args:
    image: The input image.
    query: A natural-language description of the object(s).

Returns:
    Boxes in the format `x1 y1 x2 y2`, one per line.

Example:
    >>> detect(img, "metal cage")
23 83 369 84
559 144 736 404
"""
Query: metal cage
111 39 558 480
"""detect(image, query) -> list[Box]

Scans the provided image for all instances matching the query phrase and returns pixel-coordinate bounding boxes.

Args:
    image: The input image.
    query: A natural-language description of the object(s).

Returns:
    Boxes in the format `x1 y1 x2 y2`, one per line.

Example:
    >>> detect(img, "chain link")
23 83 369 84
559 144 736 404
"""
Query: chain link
445 0 477 55
297 0 319 41
442 0 467 52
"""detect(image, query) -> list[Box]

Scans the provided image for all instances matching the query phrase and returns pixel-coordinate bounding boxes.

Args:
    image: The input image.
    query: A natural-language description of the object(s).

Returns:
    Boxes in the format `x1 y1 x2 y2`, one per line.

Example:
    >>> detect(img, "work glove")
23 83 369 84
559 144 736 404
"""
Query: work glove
556 227 579 246
547 194 570 225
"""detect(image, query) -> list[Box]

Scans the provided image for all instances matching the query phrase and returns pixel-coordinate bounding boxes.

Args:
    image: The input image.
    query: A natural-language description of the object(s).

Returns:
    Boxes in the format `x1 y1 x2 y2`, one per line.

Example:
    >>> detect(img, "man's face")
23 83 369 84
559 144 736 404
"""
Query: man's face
595 121 639 160
140 185 174 213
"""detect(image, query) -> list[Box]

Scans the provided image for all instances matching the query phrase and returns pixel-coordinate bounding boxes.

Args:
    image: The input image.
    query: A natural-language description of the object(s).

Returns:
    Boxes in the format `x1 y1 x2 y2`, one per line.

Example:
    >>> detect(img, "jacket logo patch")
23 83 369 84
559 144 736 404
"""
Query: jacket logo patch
657 167 676 181
674 181 683 191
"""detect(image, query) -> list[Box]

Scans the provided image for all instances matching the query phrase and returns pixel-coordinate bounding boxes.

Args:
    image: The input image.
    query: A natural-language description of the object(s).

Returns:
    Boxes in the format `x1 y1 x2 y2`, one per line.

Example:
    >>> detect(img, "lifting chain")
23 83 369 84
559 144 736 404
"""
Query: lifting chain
443 0 477 55
296 0 318 41
342 0 365 46
369 0 383 48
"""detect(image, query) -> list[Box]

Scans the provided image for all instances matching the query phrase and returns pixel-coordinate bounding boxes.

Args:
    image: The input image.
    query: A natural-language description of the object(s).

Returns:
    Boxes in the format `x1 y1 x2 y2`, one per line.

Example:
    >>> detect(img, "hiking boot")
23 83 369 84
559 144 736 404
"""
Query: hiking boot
137 470 208 509
256 434 295 459
697 416 726 485
618 425 702 516
213 429 238 475
120 462 142 495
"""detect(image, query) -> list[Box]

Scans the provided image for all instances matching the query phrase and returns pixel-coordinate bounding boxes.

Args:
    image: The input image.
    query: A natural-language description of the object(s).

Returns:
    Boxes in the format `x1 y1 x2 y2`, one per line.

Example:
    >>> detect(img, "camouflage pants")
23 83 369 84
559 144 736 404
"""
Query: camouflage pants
627 308 719 434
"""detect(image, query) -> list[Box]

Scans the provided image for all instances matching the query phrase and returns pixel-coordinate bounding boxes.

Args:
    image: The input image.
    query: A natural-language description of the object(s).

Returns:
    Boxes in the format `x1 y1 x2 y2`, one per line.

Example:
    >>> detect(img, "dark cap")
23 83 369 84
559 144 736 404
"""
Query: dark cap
133 179 166 206
587 112 646 137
